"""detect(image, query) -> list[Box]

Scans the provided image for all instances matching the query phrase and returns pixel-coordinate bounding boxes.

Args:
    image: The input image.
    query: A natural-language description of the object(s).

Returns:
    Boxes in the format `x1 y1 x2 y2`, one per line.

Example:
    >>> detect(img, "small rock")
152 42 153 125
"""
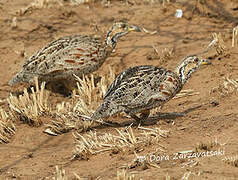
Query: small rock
211 101 219 107
44 128 58 136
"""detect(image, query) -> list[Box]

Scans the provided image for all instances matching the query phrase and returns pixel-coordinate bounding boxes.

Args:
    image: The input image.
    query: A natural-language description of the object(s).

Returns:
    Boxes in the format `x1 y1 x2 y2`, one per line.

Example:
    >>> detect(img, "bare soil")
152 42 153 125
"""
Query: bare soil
0 0 238 179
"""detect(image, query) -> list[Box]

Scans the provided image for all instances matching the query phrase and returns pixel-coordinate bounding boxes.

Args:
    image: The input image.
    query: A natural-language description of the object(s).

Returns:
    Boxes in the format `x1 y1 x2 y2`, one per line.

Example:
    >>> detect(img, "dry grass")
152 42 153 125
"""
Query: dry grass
180 171 203 180
232 25 238 47
18 0 63 15
201 32 227 56
7 77 50 126
70 0 97 4
195 137 228 152
222 155 238 167
211 33 227 55
45 66 115 135
222 77 238 93
116 169 137 180
51 166 139 180
0 107 15 143
73 66 115 117
210 77 238 97
11 17 17 29
146 46 174 63
70 0 171 5
73 126 168 160
52 166 67 180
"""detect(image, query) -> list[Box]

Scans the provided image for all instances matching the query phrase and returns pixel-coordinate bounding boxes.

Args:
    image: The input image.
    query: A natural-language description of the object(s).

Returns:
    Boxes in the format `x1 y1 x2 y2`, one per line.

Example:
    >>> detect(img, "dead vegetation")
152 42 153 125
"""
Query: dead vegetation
7 77 50 126
73 126 168 160
200 32 227 57
73 66 115 116
0 107 15 143
116 169 137 180
195 136 228 152
52 166 67 180
222 155 238 167
146 46 174 63
17 0 63 15
210 33 227 56
50 165 139 179
70 0 170 5
45 66 115 135
210 76 238 97
232 25 238 47
70 0 97 5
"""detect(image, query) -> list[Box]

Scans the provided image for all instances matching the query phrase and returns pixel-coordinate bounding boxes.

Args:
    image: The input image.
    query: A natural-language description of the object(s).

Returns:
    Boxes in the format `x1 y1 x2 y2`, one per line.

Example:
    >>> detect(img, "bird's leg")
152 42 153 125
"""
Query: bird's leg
140 109 150 120
130 114 141 122
129 109 150 124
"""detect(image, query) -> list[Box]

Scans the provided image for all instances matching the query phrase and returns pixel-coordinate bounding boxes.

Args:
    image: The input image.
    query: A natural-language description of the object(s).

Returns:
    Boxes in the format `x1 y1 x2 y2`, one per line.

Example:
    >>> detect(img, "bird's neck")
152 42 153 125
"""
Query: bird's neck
174 65 196 85
105 30 117 50
105 30 127 50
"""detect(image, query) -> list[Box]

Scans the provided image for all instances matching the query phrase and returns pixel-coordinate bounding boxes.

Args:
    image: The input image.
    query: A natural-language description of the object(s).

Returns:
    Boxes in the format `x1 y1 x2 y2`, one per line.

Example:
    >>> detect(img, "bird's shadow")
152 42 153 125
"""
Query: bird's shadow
92 104 202 129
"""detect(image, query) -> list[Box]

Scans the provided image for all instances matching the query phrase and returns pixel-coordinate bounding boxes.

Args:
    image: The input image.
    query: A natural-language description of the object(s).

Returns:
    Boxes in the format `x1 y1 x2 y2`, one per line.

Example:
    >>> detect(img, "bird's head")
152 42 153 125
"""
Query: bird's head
105 21 141 49
175 55 211 84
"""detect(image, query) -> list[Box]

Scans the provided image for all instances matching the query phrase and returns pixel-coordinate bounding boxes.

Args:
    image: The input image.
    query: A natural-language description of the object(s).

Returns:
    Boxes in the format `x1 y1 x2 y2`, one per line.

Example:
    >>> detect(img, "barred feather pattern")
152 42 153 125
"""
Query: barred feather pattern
8 22 141 86
92 65 182 119
92 55 210 121
9 35 110 85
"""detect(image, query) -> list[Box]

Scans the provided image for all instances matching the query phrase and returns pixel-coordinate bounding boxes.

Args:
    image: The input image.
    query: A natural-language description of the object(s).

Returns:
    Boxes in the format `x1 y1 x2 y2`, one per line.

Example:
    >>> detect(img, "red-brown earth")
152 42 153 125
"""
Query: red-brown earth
0 0 238 179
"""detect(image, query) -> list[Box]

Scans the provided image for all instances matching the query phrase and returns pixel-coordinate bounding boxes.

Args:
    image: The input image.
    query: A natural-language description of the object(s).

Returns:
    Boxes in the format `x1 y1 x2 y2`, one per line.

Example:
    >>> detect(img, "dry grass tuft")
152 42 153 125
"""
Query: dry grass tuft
116 169 136 180
18 0 63 15
195 137 228 152
222 77 238 93
73 126 168 160
7 77 50 126
73 66 115 118
202 32 227 56
53 166 67 180
0 107 15 143
210 77 238 97
222 155 238 167
51 166 139 179
52 166 68 180
45 66 115 135
50 166 85 179
45 110 93 135
210 33 226 55
232 25 238 47
146 46 174 63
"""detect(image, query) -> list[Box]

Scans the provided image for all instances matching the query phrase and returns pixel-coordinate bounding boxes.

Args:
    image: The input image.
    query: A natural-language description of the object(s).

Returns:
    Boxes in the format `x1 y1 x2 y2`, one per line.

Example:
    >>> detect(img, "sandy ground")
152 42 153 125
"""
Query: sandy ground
0 0 238 179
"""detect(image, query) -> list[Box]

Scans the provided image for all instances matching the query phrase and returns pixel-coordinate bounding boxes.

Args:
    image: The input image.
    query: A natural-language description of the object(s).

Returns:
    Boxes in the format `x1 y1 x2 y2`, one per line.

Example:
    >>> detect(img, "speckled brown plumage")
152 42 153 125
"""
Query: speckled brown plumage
92 55 211 122
8 22 141 90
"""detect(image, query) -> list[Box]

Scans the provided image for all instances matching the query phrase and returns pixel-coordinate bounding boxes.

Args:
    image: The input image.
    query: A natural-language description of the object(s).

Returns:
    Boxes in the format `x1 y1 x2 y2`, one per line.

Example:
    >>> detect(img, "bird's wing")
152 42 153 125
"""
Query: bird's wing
22 35 105 75
104 65 170 109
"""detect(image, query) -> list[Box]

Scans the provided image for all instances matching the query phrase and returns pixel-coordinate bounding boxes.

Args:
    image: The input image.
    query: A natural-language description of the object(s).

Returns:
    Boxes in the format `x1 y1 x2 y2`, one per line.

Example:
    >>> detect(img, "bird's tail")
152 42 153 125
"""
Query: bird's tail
91 98 123 121
8 71 25 86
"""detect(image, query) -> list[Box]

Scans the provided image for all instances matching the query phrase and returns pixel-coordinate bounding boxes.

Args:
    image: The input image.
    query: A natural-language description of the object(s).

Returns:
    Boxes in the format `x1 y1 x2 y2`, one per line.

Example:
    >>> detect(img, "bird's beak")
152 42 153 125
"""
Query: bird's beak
200 59 212 65
128 25 141 32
